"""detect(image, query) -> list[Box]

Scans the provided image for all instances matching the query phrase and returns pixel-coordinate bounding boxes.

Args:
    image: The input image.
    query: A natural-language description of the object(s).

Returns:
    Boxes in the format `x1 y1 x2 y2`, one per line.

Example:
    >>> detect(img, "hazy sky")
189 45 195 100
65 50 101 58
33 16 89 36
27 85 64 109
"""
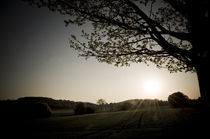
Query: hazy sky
0 0 200 103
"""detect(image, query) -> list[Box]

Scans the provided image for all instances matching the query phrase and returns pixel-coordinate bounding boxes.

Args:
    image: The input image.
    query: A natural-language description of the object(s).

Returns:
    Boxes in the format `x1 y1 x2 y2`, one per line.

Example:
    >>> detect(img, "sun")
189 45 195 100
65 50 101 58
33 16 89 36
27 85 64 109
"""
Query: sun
143 79 161 97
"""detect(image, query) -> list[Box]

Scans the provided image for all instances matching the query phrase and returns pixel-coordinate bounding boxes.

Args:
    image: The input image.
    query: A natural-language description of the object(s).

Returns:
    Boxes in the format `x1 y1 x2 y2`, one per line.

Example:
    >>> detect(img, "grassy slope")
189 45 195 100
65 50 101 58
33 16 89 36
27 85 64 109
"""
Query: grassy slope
2 107 209 139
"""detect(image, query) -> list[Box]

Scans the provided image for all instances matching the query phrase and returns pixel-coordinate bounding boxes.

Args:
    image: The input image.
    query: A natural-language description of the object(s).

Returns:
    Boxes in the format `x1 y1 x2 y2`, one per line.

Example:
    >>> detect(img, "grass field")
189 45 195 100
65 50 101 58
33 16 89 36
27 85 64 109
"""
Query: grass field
2 106 209 139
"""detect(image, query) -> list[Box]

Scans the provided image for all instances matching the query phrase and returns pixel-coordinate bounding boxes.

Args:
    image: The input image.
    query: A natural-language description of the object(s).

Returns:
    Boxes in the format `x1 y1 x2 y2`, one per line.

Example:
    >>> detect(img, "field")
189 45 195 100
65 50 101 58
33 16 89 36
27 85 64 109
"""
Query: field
2 106 209 139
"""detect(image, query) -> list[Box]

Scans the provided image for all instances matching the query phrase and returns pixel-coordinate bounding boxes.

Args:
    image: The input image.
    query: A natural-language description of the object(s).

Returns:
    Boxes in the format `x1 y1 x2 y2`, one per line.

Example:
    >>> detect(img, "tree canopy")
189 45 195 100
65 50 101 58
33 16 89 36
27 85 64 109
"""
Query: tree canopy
168 91 190 107
97 99 107 105
23 0 207 74
23 0 208 73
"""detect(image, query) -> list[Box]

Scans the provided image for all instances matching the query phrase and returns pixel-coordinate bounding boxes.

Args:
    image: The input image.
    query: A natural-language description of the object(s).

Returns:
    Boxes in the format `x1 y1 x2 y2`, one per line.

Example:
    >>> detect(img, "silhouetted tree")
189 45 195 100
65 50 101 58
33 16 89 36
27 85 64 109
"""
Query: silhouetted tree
97 99 107 105
28 102 52 118
74 103 86 115
86 106 95 114
74 103 95 115
23 0 209 103
168 92 190 108
120 102 133 111
97 99 108 111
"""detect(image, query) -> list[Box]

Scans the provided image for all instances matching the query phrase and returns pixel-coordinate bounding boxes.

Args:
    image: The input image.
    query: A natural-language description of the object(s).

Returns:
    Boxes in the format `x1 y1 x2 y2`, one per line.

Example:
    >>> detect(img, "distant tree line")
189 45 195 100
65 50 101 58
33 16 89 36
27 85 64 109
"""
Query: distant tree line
73 98 170 115
108 99 169 112
0 97 97 119
0 97 170 118
18 97 77 110
0 93 203 118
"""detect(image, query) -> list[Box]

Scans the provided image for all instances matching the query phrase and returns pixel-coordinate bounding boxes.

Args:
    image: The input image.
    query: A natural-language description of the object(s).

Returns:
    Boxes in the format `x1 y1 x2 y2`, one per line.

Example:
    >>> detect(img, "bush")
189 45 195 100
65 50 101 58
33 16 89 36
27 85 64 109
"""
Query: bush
27 102 52 118
120 102 133 111
168 92 190 108
74 103 86 115
74 103 95 115
0 101 52 119
86 107 95 113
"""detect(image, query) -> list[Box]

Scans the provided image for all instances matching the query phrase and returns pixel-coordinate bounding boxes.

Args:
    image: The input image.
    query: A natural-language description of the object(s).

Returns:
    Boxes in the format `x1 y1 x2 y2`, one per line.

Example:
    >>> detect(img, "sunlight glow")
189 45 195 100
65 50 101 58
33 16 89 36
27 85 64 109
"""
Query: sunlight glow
143 79 161 97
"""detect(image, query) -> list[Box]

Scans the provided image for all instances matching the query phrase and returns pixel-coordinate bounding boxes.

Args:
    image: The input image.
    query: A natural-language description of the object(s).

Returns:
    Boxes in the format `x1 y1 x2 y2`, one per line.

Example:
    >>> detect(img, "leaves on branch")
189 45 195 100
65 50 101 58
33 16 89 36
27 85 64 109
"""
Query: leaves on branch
23 0 196 72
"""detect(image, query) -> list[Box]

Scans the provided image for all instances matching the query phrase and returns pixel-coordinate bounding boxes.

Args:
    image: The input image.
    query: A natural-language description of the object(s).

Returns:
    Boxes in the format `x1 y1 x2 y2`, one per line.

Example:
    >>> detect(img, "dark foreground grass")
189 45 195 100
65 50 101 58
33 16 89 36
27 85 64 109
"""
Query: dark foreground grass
1 106 209 139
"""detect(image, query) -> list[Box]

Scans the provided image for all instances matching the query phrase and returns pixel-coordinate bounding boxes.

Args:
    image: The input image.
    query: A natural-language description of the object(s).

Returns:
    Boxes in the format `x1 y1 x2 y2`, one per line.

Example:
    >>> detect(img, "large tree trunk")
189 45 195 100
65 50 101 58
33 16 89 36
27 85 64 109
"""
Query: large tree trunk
195 56 210 105
191 0 209 104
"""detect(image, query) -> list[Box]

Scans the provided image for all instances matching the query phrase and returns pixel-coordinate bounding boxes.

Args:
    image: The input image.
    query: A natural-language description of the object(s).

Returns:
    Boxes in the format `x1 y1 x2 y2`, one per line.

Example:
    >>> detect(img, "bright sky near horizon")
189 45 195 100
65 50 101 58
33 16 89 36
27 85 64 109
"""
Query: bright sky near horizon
0 0 200 103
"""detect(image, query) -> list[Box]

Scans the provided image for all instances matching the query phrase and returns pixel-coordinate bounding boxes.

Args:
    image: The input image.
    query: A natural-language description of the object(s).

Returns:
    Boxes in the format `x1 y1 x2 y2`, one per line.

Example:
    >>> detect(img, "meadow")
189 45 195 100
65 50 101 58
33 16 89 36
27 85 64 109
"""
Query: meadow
2 106 209 139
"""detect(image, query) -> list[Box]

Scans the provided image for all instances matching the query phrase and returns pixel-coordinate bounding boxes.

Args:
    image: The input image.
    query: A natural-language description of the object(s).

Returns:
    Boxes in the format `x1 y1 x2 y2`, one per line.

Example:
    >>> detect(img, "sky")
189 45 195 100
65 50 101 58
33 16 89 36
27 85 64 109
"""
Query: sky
0 0 200 103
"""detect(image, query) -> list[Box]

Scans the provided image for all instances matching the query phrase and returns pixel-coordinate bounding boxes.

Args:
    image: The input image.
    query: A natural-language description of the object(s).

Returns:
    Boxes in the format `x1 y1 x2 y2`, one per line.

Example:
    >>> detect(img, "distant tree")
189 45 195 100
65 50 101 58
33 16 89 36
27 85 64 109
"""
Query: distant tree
23 0 209 103
74 103 95 115
74 103 86 115
120 102 133 111
97 99 107 111
28 102 52 118
97 99 107 105
168 92 190 108
86 106 95 114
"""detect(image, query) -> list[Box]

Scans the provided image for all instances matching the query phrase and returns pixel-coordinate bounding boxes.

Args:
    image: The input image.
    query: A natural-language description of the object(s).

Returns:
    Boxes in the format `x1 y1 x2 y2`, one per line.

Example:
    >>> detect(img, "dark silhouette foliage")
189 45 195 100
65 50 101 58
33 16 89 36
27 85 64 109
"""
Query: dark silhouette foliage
0 100 52 119
1 97 169 117
86 106 95 113
74 103 95 115
97 99 107 105
18 97 75 110
18 97 97 110
74 103 86 115
29 102 52 118
120 102 133 111
168 92 190 108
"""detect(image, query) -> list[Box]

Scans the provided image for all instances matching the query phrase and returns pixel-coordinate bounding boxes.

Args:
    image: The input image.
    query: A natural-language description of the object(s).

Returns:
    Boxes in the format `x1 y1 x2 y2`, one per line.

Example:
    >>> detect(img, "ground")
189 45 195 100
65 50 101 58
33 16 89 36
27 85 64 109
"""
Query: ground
1 106 210 139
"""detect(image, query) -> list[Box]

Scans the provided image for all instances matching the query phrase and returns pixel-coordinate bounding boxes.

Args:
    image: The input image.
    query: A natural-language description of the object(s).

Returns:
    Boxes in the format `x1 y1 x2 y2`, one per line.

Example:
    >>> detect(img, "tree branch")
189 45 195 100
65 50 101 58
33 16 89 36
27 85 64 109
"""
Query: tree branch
124 0 193 66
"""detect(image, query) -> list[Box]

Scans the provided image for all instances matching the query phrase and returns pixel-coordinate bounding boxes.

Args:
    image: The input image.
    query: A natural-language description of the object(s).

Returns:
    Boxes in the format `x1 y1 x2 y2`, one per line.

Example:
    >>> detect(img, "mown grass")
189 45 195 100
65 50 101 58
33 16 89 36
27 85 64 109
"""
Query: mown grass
2 106 209 139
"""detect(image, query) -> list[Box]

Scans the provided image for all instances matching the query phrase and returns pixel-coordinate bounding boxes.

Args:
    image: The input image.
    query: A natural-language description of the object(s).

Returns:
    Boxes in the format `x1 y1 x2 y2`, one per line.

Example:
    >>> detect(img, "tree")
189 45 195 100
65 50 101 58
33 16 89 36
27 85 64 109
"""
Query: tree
97 99 107 111
74 103 86 115
97 99 107 105
168 92 190 108
74 103 95 115
120 102 133 111
23 0 209 103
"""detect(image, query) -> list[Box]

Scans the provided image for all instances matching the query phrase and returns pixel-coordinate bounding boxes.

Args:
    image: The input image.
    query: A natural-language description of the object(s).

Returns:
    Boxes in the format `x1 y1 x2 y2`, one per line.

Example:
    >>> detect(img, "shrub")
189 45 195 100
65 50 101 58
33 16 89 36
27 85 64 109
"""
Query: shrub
168 92 190 108
74 103 95 115
0 101 52 119
86 107 95 113
120 102 132 111
27 102 52 118
74 103 86 115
